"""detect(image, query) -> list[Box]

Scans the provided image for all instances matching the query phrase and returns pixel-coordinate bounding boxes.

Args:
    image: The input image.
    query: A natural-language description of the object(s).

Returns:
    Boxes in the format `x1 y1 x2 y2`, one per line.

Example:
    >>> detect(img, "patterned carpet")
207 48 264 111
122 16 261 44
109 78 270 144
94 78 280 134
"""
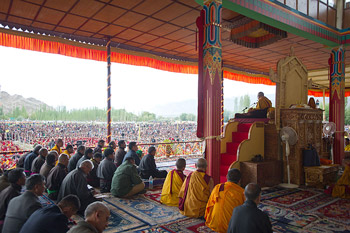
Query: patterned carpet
39 184 350 232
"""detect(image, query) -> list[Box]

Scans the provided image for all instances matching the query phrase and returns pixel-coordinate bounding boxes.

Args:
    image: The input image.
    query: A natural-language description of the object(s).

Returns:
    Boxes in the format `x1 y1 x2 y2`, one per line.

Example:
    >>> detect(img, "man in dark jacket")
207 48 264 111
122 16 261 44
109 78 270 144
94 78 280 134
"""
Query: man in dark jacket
58 160 97 215
31 148 48 174
67 145 85 173
40 152 57 180
87 153 102 188
67 202 110 233
46 154 69 200
115 140 126 167
139 146 167 179
97 148 116 193
19 195 80 233
2 174 45 233
0 170 10 193
0 169 26 232
93 140 105 155
16 151 32 168
76 148 93 169
24 145 42 176
227 183 272 233
122 142 140 166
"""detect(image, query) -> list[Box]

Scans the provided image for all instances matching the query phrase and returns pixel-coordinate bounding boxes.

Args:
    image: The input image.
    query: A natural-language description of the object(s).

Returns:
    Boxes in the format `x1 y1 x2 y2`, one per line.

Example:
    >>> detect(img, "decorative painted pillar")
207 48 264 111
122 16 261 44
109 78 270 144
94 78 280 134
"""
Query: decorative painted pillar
329 47 345 164
197 0 222 184
106 38 112 143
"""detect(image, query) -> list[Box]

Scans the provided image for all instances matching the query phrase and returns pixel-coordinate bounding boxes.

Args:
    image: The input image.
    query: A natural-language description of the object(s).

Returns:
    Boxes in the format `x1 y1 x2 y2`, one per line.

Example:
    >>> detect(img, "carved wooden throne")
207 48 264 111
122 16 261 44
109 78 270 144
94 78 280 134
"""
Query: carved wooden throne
269 47 309 129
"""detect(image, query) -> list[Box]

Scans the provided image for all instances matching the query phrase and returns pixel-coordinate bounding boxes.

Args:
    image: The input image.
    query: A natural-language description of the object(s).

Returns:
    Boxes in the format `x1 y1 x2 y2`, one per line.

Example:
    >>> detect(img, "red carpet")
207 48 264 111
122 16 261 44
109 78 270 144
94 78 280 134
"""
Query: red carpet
313 199 350 224
220 123 252 183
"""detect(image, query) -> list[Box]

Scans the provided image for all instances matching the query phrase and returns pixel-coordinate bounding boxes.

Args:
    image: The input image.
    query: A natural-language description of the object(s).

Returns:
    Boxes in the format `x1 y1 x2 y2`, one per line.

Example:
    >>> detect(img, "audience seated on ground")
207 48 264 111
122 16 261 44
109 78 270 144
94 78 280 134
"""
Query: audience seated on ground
0 170 10 193
88 153 103 188
58 160 97 215
115 140 126 167
51 139 63 155
2 174 45 233
97 148 116 193
139 146 168 179
40 151 57 180
111 153 145 198
19 194 80 233
76 148 93 169
68 145 85 173
122 142 141 166
46 153 69 200
0 168 26 232
227 183 272 233
62 144 74 159
67 201 110 233
160 158 186 206
205 169 245 233
93 139 105 155
178 158 214 218
31 148 48 174
24 145 43 176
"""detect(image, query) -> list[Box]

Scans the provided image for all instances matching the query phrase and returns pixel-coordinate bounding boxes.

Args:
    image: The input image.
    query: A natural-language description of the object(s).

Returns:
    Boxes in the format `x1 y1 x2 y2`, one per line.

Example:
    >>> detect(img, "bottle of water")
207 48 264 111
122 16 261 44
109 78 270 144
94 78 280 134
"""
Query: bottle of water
149 176 153 189
316 100 320 109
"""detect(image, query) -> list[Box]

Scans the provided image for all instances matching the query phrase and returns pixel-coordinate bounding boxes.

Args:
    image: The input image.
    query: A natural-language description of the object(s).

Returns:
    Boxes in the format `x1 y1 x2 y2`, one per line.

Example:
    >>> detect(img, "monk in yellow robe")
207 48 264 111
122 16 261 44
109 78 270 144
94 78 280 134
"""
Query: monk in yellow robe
205 169 245 233
248 92 272 112
331 164 350 198
345 138 350 151
160 158 186 206
62 144 74 159
178 158 214 218
51 138 63 155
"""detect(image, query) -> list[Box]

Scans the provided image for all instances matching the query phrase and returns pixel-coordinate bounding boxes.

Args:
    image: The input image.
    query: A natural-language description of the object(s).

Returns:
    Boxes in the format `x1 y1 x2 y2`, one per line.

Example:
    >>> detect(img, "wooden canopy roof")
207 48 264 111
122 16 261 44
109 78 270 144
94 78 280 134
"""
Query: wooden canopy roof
0 0 349 95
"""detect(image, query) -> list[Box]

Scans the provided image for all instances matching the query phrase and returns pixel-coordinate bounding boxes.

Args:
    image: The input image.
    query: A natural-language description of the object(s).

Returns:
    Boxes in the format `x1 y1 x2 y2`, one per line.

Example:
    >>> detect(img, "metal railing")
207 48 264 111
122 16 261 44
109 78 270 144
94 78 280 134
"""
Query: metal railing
0 140 205 171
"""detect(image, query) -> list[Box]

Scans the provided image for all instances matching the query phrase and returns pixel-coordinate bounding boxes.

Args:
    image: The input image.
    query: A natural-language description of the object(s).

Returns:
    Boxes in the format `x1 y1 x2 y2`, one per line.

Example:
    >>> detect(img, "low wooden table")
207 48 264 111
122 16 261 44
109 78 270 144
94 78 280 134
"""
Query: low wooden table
304 165 340 188
240 160 282 187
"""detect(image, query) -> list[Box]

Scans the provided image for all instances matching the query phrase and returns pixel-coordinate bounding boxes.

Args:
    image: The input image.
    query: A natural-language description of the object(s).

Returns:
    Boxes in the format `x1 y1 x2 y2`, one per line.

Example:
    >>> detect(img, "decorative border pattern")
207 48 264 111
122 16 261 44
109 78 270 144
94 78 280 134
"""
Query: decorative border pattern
195 0 350 46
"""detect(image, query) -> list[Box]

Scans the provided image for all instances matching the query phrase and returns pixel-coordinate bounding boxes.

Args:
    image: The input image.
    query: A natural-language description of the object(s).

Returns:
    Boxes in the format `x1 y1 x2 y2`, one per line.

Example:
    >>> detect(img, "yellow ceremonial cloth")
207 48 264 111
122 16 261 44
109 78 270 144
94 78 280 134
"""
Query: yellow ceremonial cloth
160 170 185 206
178 170 211 218
345 145 350 151
62 150 72 159
332 165 350 198
205 182 245 233
256 96 272 110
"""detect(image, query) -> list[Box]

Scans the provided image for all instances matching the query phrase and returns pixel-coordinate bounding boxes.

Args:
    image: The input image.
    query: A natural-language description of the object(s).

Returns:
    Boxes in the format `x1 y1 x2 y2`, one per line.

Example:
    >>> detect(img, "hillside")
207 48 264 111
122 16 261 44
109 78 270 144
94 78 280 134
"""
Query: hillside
0 91 50 114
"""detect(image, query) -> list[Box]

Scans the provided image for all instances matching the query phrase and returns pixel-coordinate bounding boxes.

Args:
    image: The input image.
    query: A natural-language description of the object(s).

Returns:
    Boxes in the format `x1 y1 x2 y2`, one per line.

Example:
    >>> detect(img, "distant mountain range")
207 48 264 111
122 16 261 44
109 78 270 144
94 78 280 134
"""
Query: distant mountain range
0 90 277 117
152 93 276 116
0 91 50 114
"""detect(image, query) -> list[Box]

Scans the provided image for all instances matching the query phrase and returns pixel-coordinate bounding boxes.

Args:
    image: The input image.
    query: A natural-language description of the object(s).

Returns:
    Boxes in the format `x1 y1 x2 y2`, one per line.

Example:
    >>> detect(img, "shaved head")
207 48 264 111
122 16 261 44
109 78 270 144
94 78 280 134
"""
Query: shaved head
58 153 69 164
196 158 207 169
244 183 261 202
176 158 186 170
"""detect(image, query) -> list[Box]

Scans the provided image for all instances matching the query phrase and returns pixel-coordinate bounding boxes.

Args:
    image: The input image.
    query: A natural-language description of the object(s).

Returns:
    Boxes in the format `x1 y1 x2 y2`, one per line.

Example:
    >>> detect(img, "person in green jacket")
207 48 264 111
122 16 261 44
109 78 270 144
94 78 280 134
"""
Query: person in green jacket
111 153 145 198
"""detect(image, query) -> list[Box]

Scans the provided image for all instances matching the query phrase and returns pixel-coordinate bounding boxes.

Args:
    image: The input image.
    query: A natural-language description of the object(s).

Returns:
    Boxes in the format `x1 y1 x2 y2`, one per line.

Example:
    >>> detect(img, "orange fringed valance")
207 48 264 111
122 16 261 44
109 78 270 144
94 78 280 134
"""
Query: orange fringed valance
2 30 348 97
0 30 271 84
308 89 350 97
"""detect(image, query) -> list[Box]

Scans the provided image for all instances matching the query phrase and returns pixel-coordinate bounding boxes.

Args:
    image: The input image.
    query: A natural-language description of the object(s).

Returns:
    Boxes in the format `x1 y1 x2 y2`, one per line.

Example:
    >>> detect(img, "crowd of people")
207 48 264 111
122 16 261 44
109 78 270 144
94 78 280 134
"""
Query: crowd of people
0 121 197 148
0 136 271 233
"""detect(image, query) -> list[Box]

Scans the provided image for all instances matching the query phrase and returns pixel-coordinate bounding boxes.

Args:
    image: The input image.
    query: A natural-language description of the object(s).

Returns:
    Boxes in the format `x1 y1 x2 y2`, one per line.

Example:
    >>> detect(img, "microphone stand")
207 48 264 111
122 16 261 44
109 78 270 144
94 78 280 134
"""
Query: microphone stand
241 102 257 113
